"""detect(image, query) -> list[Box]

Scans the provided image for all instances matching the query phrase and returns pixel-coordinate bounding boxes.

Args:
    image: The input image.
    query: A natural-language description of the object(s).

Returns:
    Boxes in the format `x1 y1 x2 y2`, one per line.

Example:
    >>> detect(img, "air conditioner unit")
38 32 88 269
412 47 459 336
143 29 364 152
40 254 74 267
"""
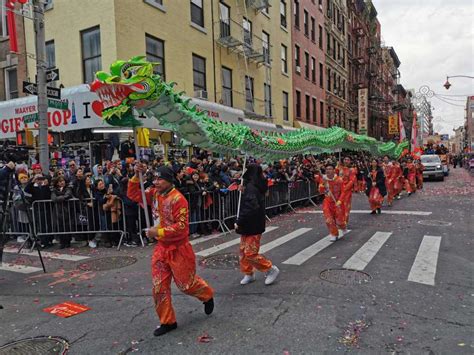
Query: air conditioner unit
296 66 301 73
194 90 208 100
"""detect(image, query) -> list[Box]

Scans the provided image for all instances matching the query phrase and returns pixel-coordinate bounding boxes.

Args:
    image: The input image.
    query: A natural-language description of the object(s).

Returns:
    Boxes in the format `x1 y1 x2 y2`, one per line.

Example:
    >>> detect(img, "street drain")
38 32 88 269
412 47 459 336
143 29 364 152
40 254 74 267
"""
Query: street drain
0 336 69 355
417 220 452 227
320 269 372 285
200 253 239 270
77 256 137 271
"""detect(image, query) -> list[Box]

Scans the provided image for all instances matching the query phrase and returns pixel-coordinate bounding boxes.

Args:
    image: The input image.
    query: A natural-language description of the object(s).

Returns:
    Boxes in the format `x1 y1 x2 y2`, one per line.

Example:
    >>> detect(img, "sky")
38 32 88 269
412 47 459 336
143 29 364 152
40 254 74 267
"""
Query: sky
373 0 474 136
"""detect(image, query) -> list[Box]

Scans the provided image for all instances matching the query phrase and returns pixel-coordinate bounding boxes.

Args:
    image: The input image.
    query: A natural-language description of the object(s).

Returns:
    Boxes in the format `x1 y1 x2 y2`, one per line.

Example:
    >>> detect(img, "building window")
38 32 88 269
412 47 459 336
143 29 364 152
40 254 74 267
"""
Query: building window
326 31 330 52
319 62 323 87
294 0 299 28
303 10 309 36
243 17 252 47
311 57 316 82
311 17 315 41
281 44 288 73
0 2 8 37
262 31 270 65
283 91 289 121
81 26 101 84
304 52 309 79
320 101 324 125
5 67 18 99
295 90 301 118
45 40 55 69
280 0 287 28
192 54 206 91
319 25 323 49
312 97 317 123
245 75 254 112
327 68 331 91
305 94 310 121
221 66 233 106
146 34 165 79
190 0 204 27
264 83 272 117
219 2 230 37
295 44 300 70
342 80 346 100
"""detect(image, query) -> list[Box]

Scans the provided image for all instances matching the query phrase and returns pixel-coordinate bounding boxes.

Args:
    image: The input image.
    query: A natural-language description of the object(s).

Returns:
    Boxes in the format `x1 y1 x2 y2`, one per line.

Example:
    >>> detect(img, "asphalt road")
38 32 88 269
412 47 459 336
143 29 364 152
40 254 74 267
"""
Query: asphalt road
0 167 473 354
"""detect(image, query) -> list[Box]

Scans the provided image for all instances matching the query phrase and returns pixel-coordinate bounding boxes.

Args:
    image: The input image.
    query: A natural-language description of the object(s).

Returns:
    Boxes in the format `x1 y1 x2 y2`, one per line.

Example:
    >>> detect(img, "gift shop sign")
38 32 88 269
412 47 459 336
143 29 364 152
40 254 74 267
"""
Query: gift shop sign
0 85 109 138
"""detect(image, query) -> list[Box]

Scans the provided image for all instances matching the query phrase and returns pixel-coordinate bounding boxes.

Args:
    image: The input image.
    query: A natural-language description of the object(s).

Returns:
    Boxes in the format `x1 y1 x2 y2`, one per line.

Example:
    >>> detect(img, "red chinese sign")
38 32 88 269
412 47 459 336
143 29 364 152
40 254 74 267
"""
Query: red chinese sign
43 302 91 318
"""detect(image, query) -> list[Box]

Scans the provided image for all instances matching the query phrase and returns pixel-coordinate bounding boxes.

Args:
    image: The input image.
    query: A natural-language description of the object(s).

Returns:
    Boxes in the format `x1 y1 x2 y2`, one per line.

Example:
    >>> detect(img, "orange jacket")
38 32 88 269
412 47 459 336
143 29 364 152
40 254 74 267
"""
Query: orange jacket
339 166 357 195
128 177 189 246
318 175 345 202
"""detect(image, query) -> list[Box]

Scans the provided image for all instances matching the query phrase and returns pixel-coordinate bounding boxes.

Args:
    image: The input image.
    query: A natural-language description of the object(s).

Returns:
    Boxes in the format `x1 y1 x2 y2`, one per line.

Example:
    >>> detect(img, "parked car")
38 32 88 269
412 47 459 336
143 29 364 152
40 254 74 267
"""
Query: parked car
438 154 450 176
421 155 444 181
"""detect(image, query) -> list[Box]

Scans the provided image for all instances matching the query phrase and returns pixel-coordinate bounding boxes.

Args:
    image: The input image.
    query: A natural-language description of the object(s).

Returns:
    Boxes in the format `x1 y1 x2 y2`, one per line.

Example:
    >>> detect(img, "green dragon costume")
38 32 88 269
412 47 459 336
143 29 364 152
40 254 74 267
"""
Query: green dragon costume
90 56 408 159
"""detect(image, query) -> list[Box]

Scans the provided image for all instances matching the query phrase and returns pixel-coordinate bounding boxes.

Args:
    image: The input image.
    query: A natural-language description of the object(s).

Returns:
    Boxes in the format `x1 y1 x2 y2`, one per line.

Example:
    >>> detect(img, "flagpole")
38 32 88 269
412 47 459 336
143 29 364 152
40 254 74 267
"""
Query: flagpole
236 154 248 220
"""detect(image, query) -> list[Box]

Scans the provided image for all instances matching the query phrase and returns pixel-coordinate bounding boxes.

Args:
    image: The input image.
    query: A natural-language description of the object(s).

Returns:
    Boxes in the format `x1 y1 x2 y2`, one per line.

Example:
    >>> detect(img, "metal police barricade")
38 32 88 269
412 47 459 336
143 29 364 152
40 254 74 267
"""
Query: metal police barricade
184 190 227 235
308 180 323 205
264 181 292 219
220 189 239 232
288 180 318 208
32 197 126 249
0 200 31 238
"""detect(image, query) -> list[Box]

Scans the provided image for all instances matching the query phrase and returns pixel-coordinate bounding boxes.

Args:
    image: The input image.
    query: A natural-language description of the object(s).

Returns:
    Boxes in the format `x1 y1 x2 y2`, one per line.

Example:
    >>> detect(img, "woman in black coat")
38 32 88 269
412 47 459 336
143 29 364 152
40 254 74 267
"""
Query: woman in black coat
235 164 280 286
364 159 386 214
51 176 74 248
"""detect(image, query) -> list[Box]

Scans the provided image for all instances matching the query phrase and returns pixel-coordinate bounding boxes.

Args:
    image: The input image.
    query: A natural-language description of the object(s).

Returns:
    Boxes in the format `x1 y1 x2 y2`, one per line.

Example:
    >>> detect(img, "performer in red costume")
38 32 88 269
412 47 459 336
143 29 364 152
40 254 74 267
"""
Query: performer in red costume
318 164 347 242
382 155 396 207
392 160 404 199
338 156 357 227
415 159 424 190
128 165 214 336
365 159 386 214
405 158 417 195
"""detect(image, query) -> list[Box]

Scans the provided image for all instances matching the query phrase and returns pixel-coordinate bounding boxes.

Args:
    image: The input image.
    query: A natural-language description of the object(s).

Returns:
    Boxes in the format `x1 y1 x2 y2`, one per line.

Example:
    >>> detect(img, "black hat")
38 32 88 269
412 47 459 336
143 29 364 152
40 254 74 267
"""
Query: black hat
154 166 174 183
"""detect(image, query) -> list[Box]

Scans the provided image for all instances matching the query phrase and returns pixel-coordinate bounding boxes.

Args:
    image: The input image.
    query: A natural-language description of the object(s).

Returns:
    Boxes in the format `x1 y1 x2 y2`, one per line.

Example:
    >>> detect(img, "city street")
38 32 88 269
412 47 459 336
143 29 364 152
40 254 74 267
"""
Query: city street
0 167 472 354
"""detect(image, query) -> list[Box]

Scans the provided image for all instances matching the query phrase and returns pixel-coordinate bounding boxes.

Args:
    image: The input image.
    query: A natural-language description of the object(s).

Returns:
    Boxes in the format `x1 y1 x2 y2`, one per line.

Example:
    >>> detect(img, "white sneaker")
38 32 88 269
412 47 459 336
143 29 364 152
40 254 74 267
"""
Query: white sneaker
240 274 256 285
330 235 338 242
264 266 280 285
17 236 26 243
338 229 345 239
88 240 97 248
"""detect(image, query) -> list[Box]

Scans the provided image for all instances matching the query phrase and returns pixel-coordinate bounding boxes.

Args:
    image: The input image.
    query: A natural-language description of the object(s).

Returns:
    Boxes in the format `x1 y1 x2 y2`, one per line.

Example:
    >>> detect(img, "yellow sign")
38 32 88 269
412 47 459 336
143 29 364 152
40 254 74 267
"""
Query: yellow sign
388 115 398 135
358 88 368 133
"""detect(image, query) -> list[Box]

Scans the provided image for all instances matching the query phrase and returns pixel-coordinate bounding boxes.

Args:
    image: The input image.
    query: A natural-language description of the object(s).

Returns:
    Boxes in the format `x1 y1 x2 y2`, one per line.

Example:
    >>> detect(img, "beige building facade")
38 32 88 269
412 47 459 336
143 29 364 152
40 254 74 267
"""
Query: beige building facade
24 0 294 127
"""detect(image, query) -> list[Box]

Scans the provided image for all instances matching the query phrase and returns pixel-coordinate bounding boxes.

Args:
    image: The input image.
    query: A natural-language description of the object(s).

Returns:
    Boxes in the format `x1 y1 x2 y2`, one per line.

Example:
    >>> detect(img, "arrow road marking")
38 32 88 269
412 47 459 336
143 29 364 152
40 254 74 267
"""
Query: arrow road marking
343 232 392 270
408 235 441 286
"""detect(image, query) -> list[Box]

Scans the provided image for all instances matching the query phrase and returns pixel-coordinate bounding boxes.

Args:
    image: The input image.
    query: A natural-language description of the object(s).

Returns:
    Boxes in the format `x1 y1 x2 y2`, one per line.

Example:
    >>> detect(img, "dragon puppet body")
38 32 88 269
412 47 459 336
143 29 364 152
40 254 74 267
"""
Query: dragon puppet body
90 57 408 160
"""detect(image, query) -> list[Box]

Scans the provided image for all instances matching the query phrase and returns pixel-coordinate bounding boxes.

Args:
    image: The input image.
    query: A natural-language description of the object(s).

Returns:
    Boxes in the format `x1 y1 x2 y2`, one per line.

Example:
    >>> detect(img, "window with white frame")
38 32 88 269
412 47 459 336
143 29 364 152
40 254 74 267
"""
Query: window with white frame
221 66 233 106
46 40 55 69
245 75 254 112
283 91 289 121
190 0 204 27
5 67 18 100
262 31 270 65
192 54 206 91
146 34 165 79
0 0 9 37
81 26 101 84
281 44 288 74
264 83 272 117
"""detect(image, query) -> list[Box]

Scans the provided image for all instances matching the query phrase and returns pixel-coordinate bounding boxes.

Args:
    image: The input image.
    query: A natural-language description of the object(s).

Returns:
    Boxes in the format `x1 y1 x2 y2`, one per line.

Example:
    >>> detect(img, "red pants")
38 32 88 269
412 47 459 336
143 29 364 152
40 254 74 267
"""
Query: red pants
417 174 423 189
240 235 272 275
393 178 403 196
406 175 417 193
151 242 214 325
386 180 396 204
341 194 353 225
369 187 384 211
322 199 346 237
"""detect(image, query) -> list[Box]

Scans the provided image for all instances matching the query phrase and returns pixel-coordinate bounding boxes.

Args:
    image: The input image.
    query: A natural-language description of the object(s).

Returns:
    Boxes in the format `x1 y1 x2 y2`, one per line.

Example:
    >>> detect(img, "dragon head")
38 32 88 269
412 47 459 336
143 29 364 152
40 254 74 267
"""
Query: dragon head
90 56 161 126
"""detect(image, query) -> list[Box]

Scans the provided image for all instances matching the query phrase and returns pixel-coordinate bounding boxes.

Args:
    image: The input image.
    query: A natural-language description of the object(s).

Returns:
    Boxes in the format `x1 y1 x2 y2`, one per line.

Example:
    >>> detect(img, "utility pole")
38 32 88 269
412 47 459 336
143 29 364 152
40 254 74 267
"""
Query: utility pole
33 0 48 172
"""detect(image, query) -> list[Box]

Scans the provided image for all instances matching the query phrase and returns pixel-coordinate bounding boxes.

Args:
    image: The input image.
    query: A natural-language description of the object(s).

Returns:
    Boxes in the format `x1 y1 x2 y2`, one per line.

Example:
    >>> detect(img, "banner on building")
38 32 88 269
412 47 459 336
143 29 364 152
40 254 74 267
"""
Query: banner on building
411 111 418 152
388 115 398 135
358 88 368 133
398 112 406 142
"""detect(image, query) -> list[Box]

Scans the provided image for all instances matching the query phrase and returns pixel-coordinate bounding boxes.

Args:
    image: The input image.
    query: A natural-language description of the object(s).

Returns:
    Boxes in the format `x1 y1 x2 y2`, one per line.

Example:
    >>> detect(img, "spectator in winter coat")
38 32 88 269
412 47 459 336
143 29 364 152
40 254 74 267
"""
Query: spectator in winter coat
25 174 52 247
51 176 74 248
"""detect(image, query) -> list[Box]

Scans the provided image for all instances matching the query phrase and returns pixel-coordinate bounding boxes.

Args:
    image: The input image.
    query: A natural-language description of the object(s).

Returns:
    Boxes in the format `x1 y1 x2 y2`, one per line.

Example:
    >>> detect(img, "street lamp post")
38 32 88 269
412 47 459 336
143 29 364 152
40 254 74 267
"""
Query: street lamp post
443 75 474 90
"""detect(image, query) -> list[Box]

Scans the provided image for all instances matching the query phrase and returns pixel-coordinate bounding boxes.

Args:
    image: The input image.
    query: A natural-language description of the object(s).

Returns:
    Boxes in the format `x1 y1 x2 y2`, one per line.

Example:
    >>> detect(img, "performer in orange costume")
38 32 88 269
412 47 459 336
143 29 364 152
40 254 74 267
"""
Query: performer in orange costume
128 165 214 336
318 163 347 242
405 158 417 195
338 157 357 226
365 159 386 214
382 155 395 206
415 160 424 190
391 160 404 199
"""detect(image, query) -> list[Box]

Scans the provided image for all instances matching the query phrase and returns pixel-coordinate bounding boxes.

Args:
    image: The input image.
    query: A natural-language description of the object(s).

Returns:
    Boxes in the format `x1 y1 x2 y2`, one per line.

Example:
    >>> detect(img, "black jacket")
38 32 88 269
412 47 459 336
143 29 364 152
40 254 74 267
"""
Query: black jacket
236 182 266 235
0 166 14 202
365 168 387 197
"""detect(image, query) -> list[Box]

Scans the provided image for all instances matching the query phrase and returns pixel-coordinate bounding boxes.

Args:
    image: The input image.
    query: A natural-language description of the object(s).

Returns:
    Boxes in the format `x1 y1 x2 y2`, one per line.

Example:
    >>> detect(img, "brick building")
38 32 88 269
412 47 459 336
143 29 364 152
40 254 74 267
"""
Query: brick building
292 0 326 128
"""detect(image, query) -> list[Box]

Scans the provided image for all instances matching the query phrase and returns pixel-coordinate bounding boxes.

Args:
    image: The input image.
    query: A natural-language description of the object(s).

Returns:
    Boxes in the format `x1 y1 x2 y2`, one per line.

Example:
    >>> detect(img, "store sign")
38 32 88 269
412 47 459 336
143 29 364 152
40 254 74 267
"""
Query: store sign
358 88 368 133
388 115 398 135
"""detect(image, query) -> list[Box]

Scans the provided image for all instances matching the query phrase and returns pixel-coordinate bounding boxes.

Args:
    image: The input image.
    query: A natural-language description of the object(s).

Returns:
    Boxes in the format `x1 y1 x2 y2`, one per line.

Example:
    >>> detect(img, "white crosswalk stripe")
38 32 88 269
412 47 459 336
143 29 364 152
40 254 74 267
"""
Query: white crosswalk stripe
408 236 442 286
297 210 432 216
0 262 43 274
4 248 90 261
342 232 392 270
282 230 351 266
195 226 279 257
259 228 312 254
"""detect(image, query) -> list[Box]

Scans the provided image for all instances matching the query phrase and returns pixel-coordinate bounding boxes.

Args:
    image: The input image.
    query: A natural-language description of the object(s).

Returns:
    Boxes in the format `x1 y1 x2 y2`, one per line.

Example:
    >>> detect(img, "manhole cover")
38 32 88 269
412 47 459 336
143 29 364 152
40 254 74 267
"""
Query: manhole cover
77 256 137 271
0 336 69 355
200 253 239 270
320 268 372 285
417 220 452 227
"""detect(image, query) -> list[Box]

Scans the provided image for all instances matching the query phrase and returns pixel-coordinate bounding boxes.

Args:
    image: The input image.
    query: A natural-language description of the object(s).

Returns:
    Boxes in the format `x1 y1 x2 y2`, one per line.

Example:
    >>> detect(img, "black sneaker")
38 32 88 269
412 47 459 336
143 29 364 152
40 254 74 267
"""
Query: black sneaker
203 298 214 315
153 323 177 336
